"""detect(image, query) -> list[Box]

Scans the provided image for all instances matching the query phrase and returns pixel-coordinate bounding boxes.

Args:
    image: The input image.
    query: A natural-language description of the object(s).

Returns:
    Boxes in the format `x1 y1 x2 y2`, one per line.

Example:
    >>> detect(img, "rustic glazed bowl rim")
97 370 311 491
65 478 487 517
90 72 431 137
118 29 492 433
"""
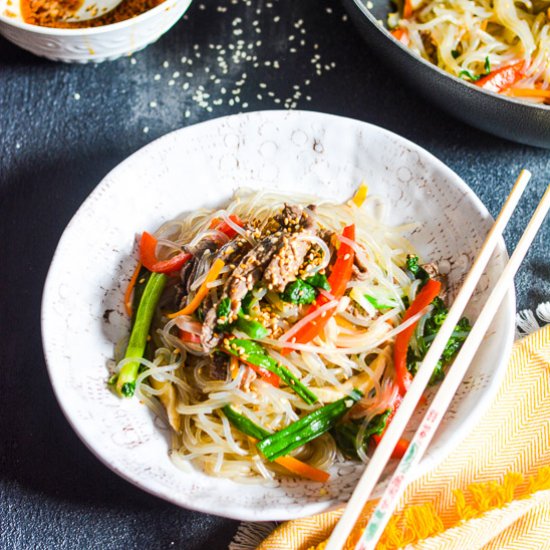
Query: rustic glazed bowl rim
348 0 550 113
0 0 181 35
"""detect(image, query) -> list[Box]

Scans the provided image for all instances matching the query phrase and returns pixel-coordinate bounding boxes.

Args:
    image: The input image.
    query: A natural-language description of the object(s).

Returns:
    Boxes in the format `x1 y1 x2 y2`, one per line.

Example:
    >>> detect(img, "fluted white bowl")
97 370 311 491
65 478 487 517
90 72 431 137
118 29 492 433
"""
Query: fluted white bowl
0 0 192 63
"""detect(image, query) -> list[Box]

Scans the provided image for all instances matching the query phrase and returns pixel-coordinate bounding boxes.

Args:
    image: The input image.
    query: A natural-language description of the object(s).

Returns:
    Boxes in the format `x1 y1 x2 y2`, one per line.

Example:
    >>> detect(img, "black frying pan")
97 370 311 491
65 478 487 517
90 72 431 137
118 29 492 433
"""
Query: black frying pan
342 0 550 148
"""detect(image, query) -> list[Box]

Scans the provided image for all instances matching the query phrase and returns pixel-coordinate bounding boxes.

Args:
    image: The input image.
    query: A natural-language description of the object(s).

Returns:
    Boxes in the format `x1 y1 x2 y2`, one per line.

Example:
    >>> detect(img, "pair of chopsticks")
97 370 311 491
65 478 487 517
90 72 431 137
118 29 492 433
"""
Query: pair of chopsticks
326 170 550 550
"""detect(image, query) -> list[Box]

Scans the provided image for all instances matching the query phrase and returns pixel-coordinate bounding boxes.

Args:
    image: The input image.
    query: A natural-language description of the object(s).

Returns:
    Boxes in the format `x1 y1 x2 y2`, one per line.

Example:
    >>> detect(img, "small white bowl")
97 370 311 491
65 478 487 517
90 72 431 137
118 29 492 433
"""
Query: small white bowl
0 0 193 63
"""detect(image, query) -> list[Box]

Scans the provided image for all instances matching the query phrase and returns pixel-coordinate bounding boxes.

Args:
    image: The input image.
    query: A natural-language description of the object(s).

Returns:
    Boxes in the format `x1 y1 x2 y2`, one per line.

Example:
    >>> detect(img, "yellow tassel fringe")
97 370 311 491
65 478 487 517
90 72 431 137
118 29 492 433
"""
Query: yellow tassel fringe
313 466 550 550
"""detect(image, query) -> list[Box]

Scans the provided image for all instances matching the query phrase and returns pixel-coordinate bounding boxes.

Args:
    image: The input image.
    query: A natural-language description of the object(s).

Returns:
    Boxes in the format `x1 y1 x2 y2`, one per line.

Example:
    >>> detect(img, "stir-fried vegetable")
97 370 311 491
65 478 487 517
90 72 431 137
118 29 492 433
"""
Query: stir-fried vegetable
216 297 268 338
234 313 269 339
372 433 409 459
281 279 318 305
282 224 355 352
475 62 524 93
406 254 430 285
332 410 391 459
222 405 330 482
408 297 472 384
352 183 368 207
305 273 331 291
113 271 167 397
257 389 363 461
140 231 192 273
223 339 318 404
209 214 244 239
167 259 225 318
394 278 442 395
222 405 271 440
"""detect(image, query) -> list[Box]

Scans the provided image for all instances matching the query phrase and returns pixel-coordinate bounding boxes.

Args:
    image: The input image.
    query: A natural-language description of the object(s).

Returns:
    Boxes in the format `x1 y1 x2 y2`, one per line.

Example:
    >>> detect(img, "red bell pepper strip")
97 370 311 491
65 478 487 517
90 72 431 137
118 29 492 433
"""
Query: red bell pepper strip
372 434 409 459
394 278 442 395
209 214 244 239
139 232 192 274
475 62 524 93
282 224 356 353
243 359 280 387
370 390 409 458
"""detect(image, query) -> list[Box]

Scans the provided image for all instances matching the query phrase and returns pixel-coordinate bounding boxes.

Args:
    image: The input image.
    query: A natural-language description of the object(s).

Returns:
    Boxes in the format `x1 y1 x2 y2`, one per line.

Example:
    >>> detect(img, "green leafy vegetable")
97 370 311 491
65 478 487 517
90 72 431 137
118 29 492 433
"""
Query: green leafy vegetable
281 279 317 305
484 55 491 74
451 49 460 59
332 410 391 459
257 390 363 461
216 297 231 322
223 339 318 404
305 273 331 291
407 297 472 385
406 255 430 284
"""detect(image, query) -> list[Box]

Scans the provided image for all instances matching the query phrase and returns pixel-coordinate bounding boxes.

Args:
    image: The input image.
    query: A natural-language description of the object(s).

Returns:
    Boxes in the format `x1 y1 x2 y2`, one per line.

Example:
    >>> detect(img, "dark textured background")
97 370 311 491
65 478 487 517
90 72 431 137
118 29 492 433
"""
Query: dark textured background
1 0 548 549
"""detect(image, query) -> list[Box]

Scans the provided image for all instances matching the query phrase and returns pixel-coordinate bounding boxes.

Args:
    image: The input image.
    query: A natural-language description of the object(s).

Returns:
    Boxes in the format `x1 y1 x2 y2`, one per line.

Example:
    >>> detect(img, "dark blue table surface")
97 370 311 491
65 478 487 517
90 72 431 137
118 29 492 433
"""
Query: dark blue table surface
1 0 548 549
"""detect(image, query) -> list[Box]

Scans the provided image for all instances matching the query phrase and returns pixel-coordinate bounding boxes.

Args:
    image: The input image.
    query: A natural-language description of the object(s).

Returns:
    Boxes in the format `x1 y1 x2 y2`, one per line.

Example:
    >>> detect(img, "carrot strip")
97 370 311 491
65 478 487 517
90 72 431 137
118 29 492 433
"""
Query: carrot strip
246 436 329 481
124 261 142 317
403 0 413 18
509 88 550 99
167 259 225 318
274 456 330 482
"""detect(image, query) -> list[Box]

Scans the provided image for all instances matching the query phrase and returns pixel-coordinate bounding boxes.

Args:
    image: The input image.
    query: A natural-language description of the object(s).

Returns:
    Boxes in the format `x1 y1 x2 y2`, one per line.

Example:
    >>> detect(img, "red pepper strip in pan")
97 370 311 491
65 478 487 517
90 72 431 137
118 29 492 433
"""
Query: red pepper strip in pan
475 62 524 93
403 0 414 18
139 231 192 274
394 278 442 395
282 224 355 354
209 214 244 239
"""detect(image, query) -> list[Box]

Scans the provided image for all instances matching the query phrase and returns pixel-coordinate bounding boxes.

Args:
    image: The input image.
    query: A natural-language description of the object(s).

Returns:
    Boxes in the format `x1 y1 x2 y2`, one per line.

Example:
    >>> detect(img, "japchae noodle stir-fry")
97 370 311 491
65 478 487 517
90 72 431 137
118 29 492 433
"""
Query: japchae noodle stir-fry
109 186 471 483
388 0 550 103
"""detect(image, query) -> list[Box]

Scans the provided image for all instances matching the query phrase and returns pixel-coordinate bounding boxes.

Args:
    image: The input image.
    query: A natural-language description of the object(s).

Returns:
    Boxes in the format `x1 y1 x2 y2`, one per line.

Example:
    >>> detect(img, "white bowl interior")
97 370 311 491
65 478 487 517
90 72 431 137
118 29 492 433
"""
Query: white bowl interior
41 110 514 521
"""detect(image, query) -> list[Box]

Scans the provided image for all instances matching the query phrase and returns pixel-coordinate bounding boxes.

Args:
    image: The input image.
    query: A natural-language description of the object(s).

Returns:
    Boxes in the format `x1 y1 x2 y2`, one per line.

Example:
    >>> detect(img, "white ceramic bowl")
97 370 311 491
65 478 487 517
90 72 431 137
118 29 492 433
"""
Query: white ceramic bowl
0 0 192 63
41 110 515 521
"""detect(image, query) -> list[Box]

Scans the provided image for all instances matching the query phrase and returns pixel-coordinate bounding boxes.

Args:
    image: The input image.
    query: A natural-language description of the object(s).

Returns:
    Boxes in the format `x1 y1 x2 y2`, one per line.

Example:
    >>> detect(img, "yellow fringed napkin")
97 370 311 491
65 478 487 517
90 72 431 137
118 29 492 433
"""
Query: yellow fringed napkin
258 325 550 550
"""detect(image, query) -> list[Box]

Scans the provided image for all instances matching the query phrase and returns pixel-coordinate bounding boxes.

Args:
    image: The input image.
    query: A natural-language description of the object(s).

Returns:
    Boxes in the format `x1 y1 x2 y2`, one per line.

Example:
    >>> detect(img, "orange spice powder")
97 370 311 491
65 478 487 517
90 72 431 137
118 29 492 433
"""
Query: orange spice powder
21 0 164 28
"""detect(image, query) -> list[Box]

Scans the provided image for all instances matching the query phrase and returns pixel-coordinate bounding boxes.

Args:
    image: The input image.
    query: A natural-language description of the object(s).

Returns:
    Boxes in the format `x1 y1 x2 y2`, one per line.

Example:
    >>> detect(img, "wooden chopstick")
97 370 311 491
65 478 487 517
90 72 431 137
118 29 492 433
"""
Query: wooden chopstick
351 180 550 550
325 169 532 550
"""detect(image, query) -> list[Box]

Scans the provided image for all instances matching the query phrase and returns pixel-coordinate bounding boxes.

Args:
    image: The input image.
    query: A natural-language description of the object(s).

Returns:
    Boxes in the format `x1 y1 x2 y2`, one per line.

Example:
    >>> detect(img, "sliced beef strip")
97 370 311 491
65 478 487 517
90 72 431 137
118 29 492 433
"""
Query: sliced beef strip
201 205 319 351
207 352 229 381
262 205 318 292
201 232 282 351
263 233 312 291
